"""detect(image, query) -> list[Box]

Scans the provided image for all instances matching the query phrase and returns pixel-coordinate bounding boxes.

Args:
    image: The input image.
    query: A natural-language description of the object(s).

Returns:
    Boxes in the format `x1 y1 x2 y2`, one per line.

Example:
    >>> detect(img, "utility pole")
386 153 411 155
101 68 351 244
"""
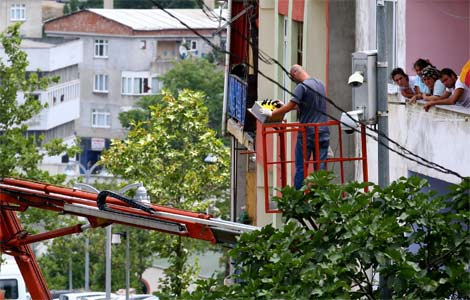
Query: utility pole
376 1 390 299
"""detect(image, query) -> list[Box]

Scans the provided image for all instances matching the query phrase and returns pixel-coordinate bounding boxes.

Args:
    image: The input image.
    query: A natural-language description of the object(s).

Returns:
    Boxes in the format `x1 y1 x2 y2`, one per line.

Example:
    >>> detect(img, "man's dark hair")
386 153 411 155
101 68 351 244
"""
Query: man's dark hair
413 58 434 70
440 68 457 78
391 67 409 81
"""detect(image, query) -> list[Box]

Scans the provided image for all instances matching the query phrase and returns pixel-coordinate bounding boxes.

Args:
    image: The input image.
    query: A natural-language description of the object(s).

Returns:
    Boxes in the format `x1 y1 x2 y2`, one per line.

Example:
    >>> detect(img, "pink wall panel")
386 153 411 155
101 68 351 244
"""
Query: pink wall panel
406 0 470 74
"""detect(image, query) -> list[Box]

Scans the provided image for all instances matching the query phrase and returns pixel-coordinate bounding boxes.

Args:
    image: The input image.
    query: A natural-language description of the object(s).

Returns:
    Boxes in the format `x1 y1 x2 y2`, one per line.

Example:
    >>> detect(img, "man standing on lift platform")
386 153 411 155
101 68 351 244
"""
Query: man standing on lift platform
260 64 330 189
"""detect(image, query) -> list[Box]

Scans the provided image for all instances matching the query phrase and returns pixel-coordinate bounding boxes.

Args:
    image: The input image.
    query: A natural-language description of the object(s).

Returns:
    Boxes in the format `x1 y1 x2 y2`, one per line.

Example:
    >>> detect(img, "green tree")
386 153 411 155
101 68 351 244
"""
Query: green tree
0 23 78 182
187 172 470 299
103 90 230 297
119 58 224 137
0 23 81 235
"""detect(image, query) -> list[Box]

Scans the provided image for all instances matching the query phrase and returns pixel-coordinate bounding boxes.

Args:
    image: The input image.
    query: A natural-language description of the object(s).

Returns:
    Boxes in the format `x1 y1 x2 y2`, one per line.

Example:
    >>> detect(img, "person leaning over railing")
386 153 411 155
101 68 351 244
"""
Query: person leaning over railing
423 68 470 111
410 66 446 103
391 67 417 99
413 58 434 95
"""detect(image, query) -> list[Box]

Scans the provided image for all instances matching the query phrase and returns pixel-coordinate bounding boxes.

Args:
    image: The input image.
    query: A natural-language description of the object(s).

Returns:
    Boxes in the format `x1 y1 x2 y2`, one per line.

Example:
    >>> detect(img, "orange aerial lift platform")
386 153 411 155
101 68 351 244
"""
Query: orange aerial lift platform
0 177 258 300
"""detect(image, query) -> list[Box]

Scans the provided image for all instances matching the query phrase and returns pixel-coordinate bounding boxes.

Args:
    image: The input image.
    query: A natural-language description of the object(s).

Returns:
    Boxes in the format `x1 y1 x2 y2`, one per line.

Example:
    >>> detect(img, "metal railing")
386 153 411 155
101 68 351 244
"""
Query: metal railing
261 120 369 213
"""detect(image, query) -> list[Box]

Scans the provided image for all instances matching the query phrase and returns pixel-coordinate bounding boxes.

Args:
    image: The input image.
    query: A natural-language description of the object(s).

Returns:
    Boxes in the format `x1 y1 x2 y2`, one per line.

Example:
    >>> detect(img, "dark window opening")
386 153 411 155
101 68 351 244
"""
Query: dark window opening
297 23 303 65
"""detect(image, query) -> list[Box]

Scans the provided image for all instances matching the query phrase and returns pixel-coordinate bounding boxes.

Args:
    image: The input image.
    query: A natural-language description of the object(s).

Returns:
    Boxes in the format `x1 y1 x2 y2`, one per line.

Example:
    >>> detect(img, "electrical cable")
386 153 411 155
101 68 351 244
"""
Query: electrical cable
149 0 465 180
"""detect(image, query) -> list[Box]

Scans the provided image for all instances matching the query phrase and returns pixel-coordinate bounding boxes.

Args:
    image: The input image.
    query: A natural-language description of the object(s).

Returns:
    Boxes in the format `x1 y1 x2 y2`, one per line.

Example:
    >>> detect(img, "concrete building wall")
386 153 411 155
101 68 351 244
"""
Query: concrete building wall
19 39 83 71
253 0 277 227
0 0 42 37
327 0 356 183
355 0 470 186
76 35 160 139
363 97 470 185
405 0 470 74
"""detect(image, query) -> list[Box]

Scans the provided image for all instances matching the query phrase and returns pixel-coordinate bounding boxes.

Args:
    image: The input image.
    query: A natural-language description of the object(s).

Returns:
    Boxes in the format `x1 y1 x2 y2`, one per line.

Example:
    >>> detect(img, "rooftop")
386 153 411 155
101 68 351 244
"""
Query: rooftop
20 37 78 48
87 9 227 31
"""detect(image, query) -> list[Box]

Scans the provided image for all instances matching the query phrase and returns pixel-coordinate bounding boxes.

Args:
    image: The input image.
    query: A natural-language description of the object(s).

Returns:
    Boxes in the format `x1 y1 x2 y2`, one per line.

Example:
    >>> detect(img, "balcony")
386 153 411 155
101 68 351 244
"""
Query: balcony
226 74 255 150
362 93 470 185
228 74 247 124
25 80 80 130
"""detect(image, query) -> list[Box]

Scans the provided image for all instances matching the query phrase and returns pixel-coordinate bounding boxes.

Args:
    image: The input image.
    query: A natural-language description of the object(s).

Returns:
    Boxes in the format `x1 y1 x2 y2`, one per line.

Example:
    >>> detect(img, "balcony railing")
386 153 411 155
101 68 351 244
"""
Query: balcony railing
26 80 80 130
228 74 247 125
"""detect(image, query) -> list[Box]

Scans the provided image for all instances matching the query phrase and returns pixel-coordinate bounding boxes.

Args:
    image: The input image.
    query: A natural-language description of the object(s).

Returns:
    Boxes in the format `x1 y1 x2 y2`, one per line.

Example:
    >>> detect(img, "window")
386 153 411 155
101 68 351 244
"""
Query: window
151 77 161 94
10 4 26 21
94 40 109 58
190 40 198 51
91 109 110 128
0 279 19 299
94 74 108 92
385 0 397 83
121 77 133 94
121 74 157 95
296 22 303 65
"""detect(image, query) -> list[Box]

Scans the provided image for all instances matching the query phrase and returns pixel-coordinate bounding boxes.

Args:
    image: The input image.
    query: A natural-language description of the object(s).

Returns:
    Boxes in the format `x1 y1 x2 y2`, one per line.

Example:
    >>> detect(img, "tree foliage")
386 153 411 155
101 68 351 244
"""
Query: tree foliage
103 90 230 297
38 224 157 293
119 58 224 137
0 23 78 182
187 172 470 299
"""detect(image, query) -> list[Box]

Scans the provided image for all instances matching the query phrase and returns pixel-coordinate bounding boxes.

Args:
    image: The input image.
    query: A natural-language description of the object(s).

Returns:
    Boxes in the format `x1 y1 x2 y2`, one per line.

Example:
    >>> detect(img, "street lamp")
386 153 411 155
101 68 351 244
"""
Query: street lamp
111 232 129 300
71 165 148 300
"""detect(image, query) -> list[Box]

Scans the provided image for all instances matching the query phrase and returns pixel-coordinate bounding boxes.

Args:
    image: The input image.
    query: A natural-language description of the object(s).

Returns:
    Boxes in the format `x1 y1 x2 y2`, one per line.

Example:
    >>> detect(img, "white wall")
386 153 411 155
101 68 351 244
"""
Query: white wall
361 94 470 185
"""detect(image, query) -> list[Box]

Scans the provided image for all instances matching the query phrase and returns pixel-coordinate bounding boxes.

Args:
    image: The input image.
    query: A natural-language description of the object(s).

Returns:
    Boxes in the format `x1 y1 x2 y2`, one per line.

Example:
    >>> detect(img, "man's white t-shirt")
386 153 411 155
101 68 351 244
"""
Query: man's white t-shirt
446 77 470 108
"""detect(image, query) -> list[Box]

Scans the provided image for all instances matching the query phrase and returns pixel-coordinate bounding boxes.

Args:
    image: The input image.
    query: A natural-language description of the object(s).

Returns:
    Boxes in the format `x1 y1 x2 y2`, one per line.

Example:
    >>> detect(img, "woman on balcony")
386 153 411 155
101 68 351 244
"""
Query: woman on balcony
410 66 446 103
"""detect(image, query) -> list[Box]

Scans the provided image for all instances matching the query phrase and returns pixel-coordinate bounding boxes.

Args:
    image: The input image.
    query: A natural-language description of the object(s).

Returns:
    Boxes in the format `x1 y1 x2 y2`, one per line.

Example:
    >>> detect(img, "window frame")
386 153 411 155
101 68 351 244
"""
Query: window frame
189 40 198 51
94 39 109 58
384 0 397 84
121 74 159 95
10 4 26 21
91 109 111 128
93 74 109 93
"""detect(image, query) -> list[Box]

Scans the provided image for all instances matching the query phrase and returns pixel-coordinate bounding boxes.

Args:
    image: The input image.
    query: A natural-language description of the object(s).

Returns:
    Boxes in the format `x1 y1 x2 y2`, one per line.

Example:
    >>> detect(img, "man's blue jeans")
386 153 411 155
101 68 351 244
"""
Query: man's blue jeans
294 134 329 190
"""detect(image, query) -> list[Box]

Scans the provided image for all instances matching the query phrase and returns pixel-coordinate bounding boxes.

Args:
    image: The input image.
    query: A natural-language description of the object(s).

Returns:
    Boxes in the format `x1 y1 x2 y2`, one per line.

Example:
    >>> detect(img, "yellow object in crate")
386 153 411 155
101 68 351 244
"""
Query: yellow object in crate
249 99 285 123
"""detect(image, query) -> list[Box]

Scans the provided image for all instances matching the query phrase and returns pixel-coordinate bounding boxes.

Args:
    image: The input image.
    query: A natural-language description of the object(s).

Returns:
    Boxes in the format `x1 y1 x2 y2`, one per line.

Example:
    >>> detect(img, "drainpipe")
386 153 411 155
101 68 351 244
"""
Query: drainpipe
221 0 232 135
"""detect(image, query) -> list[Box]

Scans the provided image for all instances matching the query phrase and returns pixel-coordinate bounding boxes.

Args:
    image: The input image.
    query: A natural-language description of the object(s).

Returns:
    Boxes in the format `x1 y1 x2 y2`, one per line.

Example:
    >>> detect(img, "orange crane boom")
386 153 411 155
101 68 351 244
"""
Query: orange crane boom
0 177 258 300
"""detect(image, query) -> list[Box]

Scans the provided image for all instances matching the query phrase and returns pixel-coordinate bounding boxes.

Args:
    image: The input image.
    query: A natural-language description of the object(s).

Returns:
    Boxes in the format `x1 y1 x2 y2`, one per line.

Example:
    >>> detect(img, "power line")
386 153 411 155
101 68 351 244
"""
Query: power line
149 0 465 180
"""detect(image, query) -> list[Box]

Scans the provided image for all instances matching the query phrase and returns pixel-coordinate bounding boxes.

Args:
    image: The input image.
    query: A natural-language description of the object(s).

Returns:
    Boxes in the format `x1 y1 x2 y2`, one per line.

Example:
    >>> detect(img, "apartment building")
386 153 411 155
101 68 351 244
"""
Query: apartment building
0 0 42 38
0 0 83 174
225 0 356 226
43 9 226 170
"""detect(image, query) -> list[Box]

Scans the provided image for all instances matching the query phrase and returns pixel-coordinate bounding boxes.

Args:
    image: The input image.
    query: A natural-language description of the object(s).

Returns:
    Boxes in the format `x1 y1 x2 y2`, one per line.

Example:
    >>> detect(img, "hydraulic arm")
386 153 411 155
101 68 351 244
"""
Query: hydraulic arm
0 177 258 300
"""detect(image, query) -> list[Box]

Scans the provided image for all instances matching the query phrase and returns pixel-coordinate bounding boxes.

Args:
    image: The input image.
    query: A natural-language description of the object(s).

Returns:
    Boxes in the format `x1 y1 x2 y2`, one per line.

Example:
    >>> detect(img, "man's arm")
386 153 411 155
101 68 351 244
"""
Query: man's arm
272 100 297 117
401 89 415 99
422 90 451 101
423 88 464 111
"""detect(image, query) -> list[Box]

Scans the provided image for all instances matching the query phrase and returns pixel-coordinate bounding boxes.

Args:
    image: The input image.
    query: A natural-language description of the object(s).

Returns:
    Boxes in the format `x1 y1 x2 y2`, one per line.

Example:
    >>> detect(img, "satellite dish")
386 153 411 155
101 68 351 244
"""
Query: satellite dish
179 45 188 59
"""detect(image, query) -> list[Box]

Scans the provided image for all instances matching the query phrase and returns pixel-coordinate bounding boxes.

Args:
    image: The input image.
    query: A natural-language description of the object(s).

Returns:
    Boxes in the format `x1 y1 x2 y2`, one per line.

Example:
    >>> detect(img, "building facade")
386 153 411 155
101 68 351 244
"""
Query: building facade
0 37 83 174
0 0 43 38
44 9 226 170
355 0 470 188
225 0 356 226
225 0 469 227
